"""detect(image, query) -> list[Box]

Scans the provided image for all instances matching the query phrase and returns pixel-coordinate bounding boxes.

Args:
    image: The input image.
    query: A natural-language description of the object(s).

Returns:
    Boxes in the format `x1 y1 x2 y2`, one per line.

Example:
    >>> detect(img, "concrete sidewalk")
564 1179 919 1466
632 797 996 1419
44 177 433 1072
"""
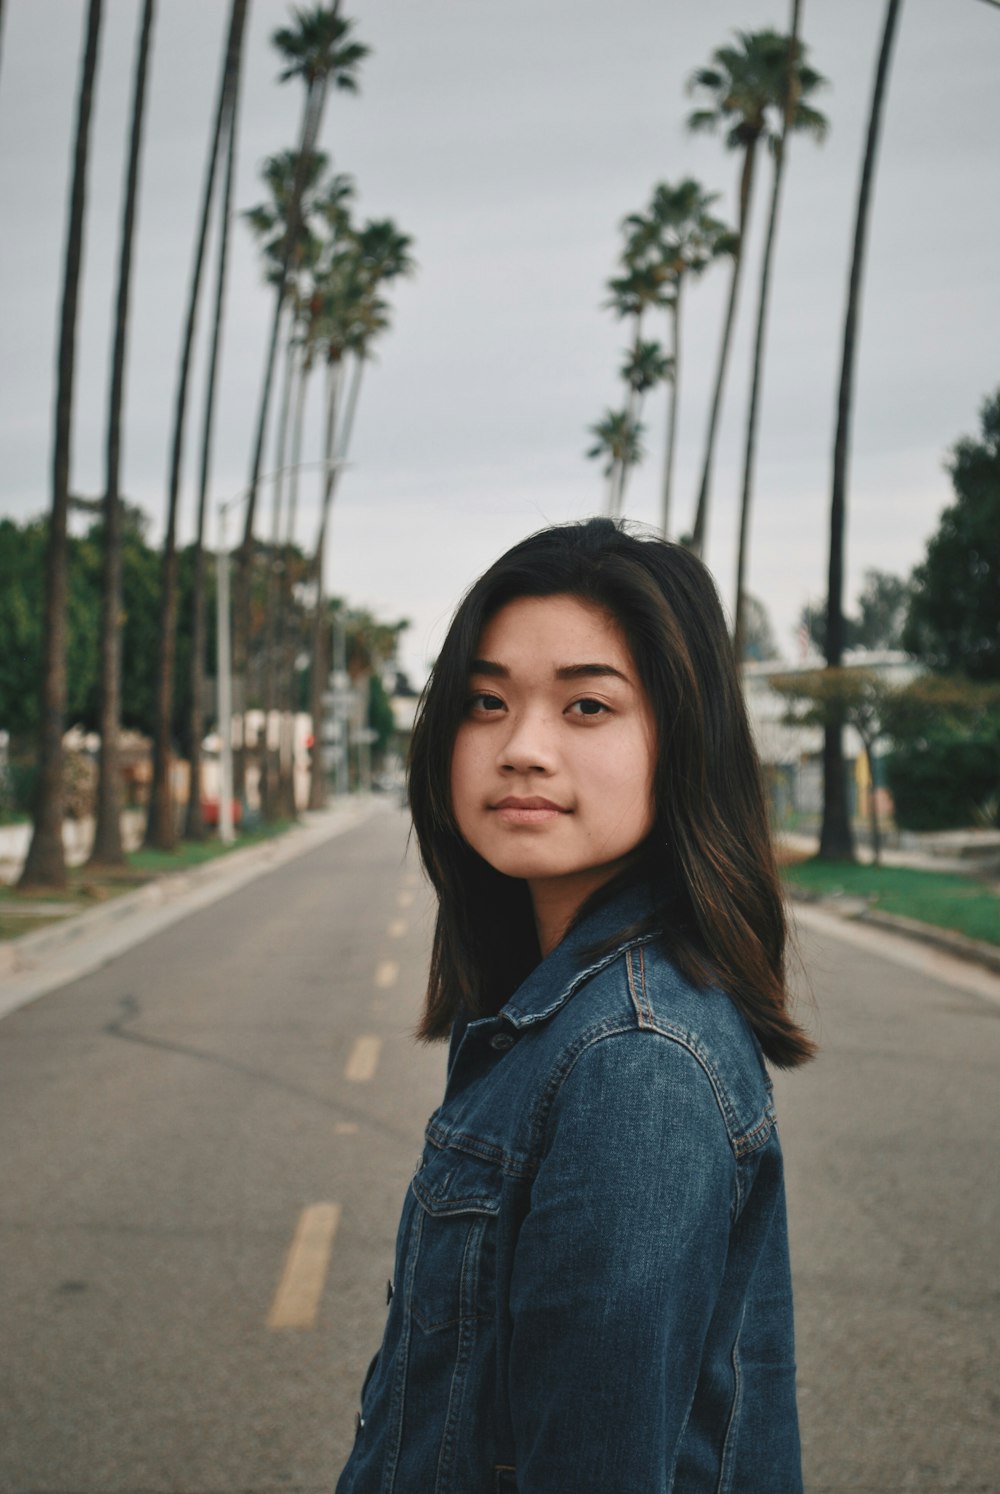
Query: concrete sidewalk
0 797 382 1023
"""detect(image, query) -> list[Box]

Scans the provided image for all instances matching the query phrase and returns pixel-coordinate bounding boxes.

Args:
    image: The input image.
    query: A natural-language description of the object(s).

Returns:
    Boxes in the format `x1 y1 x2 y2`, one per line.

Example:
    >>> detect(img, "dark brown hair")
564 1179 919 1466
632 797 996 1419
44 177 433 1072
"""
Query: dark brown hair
408 518 814 1068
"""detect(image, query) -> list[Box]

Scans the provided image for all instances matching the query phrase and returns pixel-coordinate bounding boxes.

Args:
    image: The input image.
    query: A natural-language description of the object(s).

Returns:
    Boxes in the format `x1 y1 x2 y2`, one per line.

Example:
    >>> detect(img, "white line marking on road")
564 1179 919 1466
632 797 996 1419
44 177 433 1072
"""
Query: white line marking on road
374 959 399 989
397 889 415 909
267 1203 341 1331
345 1034 382 1083
334 1122 359 1135
388 917 407 939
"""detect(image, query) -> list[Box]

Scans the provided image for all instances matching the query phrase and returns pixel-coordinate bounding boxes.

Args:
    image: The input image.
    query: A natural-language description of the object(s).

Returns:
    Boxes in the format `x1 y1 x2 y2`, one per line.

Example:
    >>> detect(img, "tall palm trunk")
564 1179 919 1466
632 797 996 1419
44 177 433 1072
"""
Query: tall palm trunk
690 141 758 557
261 315 298 820
660 284 681 538
186 9 246 840
611 313 643 516
307 356 343 810
147 0 248 849
233 81 330 796
20 0 103 890
90 0 155 867
733 3 802 663
820 0 903 861
276 347 312 818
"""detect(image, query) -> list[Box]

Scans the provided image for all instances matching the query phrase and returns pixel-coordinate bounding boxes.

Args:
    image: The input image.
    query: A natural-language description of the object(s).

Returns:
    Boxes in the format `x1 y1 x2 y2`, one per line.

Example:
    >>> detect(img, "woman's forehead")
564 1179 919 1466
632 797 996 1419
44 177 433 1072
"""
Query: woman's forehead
475 593 630 661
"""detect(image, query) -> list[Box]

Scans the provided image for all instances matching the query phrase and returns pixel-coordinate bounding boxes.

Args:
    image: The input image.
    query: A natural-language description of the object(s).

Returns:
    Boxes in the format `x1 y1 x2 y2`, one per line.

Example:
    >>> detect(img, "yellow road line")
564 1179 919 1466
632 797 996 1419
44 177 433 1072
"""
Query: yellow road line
345 1034 382 1083
374 958 399 989
267 1203 341 1330
387 917 407 939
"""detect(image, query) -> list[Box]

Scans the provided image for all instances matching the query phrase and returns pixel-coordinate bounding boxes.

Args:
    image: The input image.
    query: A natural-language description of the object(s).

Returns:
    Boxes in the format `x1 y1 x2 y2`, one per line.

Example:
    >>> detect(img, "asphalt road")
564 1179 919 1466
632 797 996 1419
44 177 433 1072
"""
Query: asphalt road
0 802 997 1493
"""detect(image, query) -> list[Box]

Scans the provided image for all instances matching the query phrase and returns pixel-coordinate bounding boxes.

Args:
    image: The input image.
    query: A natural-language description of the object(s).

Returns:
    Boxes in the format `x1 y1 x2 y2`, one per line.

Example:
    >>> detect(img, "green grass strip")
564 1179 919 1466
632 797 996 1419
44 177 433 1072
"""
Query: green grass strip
782 859 1000 947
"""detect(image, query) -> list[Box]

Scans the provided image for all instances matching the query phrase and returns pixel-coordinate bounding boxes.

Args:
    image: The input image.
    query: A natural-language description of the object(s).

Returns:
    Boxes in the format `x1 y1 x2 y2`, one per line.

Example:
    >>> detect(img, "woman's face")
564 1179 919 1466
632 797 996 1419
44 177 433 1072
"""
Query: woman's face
450 593 657 944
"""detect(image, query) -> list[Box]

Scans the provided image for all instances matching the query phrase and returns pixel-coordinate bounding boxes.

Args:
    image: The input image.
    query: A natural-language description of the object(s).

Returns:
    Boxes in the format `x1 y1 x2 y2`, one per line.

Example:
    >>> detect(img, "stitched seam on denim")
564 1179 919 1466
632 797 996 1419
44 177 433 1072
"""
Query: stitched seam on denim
534 1022 743 1175
381 1206 419 1492
423 1123 532 1179
717 1305 747 1493
505 932 658 1026
412 1216 493 1332
625 944 655 1028
625 945 647 1028
641 1017 774 1156
434 1227 482 1490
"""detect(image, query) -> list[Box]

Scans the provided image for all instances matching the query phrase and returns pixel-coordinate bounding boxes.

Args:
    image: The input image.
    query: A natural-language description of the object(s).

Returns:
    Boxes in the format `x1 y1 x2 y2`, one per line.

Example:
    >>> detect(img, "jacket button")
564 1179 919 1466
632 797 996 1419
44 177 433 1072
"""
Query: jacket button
490 1031 515 1052
386 1278 394 1305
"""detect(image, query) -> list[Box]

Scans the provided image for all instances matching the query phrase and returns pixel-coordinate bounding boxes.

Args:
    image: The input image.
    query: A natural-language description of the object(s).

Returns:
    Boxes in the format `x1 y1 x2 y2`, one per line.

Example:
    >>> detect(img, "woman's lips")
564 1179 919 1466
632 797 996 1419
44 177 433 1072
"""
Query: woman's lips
491 796 569 825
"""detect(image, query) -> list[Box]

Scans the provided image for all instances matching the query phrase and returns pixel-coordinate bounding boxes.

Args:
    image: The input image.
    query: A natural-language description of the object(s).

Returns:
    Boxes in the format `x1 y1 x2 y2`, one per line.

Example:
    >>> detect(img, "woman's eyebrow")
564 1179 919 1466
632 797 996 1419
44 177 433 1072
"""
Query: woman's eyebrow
468 658 630 684
555 662 631 683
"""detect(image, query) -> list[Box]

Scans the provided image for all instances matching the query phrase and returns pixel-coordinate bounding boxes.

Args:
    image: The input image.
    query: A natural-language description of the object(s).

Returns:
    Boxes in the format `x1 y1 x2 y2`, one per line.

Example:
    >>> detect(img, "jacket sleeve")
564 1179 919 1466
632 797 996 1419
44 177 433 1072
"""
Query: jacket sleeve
507 1029 735 1492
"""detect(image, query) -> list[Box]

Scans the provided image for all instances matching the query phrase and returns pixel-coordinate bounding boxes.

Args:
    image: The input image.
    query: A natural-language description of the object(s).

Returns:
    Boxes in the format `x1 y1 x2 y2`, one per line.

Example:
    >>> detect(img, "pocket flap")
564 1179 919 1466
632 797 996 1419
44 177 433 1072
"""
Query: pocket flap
412 1147 502 1217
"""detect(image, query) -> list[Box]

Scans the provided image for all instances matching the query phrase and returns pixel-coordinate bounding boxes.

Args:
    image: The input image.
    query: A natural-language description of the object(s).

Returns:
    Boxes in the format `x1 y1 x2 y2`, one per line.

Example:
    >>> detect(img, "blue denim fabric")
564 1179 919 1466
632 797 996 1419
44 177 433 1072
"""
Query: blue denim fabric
336 885 802 1493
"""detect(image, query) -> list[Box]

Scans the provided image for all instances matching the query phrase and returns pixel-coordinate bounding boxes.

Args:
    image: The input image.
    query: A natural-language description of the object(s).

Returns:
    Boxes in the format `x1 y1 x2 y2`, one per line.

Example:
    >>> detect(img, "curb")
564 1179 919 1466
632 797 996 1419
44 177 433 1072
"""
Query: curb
785 887 1000 978
0 798 383 1020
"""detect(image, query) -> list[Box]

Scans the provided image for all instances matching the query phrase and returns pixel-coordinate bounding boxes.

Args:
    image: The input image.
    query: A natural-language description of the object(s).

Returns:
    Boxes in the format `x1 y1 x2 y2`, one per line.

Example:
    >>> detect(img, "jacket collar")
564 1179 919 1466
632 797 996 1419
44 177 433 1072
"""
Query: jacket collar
497 880 659 1031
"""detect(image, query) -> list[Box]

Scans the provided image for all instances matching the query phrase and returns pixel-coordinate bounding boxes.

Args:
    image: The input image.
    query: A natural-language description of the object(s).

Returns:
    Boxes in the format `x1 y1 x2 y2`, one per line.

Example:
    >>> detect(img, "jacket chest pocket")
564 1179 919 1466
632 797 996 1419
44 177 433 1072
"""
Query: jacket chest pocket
409 1148 502 1334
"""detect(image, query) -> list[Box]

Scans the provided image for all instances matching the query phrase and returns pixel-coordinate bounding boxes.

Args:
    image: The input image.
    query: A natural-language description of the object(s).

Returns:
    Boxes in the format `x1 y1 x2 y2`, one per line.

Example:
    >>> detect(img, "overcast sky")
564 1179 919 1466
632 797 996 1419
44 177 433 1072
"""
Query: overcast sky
1 0 998 684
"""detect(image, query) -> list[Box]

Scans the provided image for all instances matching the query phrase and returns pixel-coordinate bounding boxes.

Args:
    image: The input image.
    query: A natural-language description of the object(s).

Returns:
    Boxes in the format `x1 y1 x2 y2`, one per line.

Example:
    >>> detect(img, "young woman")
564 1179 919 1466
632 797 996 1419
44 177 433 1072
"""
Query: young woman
336 518 813 1494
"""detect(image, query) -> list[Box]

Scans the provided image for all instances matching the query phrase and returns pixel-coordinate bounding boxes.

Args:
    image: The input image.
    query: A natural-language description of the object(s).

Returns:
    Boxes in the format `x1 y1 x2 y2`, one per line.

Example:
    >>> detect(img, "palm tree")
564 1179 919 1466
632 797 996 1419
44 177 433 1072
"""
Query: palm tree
623 180 734 537
821 0 904 861
604 260 669 513
618 339 671 510
20 0 103 890
305 219 413 808
586 410 644 514
733 13 828 661
89 0 156 868
233 5 369 793
686 28 810 556
146 0 249 850
186 3 249 841
244 155 350 818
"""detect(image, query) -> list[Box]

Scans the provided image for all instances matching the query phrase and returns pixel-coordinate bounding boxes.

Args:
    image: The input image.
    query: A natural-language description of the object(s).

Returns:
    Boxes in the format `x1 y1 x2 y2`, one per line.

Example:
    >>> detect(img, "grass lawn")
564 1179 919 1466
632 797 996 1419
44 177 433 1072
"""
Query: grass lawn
781 857 1000 947
0 819 296 941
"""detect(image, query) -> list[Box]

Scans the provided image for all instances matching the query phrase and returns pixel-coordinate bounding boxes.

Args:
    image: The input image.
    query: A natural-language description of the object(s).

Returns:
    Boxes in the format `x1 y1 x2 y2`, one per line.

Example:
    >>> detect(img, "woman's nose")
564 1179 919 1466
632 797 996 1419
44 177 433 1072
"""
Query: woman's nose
497 711 557 773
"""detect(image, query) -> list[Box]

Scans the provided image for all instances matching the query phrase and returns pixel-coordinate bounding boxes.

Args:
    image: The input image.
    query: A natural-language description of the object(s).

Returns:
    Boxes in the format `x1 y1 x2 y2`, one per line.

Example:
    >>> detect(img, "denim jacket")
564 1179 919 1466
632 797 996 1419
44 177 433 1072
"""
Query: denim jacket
336 886 802 1493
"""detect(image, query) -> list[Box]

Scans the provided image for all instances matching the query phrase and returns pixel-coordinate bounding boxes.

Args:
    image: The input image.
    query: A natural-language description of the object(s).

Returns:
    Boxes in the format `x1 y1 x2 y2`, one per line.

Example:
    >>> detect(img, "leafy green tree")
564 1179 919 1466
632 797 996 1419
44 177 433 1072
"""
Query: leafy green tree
882 675 1000 831
21 0 104 888
821 0 904 862
733 9 827 661
904 389 1000 681
771 666 895 862
91 0 156 867
855 569 911 651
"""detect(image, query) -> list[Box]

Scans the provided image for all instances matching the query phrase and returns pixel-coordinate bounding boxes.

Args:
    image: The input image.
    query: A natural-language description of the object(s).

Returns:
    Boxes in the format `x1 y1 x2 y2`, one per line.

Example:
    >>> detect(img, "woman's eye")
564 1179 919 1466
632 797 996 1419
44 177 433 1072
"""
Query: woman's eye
568 698 610 718
467 691 505 714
